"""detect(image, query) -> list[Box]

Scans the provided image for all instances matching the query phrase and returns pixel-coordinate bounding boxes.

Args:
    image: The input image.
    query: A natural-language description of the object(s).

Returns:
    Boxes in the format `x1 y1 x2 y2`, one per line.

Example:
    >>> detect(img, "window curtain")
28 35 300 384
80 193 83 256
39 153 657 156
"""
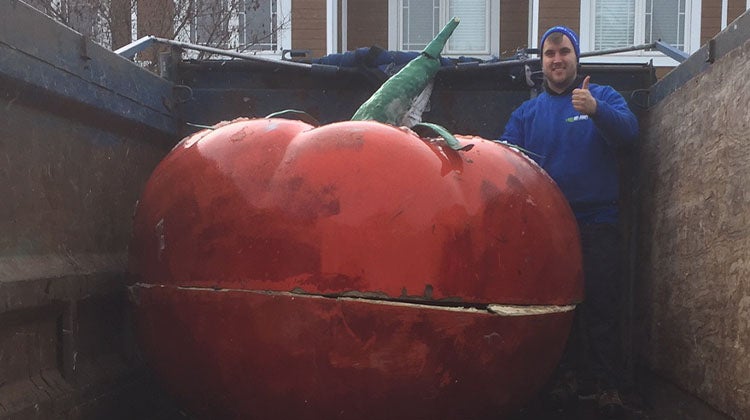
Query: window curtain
448 0 488 53
595 0 635 50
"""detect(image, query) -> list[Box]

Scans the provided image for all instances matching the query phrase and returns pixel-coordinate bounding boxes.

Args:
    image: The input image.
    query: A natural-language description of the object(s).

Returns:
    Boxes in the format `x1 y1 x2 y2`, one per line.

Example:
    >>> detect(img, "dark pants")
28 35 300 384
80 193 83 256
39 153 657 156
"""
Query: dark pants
562 223 625 391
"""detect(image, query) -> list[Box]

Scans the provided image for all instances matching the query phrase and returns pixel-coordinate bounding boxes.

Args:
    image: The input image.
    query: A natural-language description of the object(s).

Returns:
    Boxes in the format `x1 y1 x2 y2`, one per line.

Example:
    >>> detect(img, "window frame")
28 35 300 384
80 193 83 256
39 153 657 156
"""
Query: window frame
236 0 291 57
578 0 701 66
236 0 280 52
388 0 500 59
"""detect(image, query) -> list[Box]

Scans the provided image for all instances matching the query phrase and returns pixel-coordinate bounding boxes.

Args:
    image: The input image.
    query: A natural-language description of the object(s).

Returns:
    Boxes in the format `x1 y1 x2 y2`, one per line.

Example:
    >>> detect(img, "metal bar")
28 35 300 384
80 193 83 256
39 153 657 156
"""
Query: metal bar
114 35 157 59
116 36 315 70
152 37 312 68
654 40 690 63
121 34 667 75
579 42 657 57
477 43 658 69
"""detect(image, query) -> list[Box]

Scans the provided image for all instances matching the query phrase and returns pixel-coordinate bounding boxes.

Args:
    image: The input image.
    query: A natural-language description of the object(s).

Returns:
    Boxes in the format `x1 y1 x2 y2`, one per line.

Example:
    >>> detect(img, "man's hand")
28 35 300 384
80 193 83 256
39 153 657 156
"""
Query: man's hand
572 76 597 115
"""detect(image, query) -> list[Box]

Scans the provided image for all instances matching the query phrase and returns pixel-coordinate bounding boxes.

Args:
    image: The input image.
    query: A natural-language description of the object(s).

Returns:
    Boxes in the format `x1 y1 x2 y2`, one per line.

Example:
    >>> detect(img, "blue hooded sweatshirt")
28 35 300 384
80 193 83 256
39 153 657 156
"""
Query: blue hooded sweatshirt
500 82 638 224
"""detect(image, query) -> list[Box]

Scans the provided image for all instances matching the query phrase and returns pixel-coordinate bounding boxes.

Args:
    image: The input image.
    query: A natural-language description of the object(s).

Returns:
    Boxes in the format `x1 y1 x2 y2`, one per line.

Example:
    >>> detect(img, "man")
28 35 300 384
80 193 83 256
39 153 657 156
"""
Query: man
500 26 639 417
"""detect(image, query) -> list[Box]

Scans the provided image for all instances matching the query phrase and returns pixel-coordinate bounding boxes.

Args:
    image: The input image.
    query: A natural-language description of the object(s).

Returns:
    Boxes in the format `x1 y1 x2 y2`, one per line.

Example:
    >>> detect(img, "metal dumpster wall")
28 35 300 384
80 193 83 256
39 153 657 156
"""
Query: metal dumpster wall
0 1 180 418
637 10 750 420
172 58 653 141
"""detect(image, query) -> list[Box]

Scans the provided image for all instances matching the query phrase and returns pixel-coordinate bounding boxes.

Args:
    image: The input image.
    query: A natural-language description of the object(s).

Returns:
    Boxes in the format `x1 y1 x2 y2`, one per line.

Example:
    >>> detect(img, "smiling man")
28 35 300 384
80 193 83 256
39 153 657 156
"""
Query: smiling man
542 30 578 93
499 26 639 419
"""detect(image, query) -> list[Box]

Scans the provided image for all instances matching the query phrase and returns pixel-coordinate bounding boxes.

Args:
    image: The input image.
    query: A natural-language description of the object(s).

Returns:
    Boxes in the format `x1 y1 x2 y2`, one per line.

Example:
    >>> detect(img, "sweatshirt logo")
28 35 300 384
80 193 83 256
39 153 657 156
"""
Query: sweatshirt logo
565 114 589 123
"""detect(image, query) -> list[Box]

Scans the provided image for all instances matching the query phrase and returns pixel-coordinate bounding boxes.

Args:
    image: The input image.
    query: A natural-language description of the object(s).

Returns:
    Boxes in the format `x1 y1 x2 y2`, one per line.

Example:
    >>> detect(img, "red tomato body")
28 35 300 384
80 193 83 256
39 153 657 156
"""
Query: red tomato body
130 119 583 419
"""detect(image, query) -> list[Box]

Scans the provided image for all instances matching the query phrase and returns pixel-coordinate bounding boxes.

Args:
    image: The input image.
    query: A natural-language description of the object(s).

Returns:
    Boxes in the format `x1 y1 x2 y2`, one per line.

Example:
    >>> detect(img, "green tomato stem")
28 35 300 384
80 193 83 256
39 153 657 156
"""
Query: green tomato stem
413 122 473 151
350 18 460 125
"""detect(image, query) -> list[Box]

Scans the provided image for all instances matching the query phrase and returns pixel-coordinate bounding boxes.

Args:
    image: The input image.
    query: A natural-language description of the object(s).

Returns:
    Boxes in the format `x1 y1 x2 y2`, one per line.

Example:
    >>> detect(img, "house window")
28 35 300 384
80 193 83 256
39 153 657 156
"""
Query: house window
580 0 698 64
389 0 500 57
186 0 290 55
239 0 278 51
644 0 686 50
593 0 636 50
592 0 686 51
190 0 231 47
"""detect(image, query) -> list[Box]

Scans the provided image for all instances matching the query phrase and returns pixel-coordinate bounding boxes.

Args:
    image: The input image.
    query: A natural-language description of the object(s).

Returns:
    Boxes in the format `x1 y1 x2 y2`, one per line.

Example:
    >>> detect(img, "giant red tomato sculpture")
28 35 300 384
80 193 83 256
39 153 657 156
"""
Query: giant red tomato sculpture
129 118 583 419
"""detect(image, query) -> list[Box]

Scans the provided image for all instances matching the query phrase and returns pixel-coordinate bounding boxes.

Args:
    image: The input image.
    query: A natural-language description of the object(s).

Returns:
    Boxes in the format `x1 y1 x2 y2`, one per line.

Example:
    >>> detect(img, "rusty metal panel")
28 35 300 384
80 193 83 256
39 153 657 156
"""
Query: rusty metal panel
0 1 178 138
0 2 182 419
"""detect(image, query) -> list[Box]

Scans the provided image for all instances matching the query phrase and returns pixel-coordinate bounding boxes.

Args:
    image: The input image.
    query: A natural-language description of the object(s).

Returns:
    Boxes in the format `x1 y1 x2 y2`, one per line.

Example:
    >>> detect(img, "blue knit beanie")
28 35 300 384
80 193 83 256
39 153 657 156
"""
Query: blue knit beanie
540 26 580 61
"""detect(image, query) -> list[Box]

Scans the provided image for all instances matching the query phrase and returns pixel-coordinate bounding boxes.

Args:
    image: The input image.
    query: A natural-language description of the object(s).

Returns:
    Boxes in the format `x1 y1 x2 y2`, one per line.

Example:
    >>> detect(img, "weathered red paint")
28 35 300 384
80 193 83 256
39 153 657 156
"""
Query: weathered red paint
135 286 574 419
130 118 583 418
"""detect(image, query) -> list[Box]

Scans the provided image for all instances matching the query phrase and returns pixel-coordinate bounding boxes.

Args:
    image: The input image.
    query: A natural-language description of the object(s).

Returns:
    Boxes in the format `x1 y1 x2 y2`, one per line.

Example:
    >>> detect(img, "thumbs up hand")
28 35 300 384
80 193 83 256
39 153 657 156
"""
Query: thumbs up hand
572 76 597 115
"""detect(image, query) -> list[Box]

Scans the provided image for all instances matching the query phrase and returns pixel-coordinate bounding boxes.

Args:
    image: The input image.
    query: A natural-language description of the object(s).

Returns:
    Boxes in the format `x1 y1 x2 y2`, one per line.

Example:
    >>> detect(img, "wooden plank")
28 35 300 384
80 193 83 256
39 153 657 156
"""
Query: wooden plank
637 26 750 420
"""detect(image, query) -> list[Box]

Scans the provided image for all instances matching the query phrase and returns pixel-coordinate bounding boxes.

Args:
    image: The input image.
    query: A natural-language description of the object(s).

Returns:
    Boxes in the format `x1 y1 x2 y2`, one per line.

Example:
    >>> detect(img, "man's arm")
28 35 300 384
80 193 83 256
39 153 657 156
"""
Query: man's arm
588 85 639 147
499 104 527 148
572 76 638 147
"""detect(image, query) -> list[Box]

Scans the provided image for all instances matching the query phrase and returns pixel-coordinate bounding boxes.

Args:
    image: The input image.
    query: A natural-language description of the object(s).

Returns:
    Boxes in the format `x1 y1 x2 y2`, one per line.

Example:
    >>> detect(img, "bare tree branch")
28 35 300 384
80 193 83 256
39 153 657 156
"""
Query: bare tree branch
31 0 293 63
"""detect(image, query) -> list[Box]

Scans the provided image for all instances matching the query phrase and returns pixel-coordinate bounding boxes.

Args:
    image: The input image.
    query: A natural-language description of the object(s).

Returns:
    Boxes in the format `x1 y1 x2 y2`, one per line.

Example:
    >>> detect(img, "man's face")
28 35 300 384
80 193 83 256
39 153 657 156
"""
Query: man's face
542 35 578 93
